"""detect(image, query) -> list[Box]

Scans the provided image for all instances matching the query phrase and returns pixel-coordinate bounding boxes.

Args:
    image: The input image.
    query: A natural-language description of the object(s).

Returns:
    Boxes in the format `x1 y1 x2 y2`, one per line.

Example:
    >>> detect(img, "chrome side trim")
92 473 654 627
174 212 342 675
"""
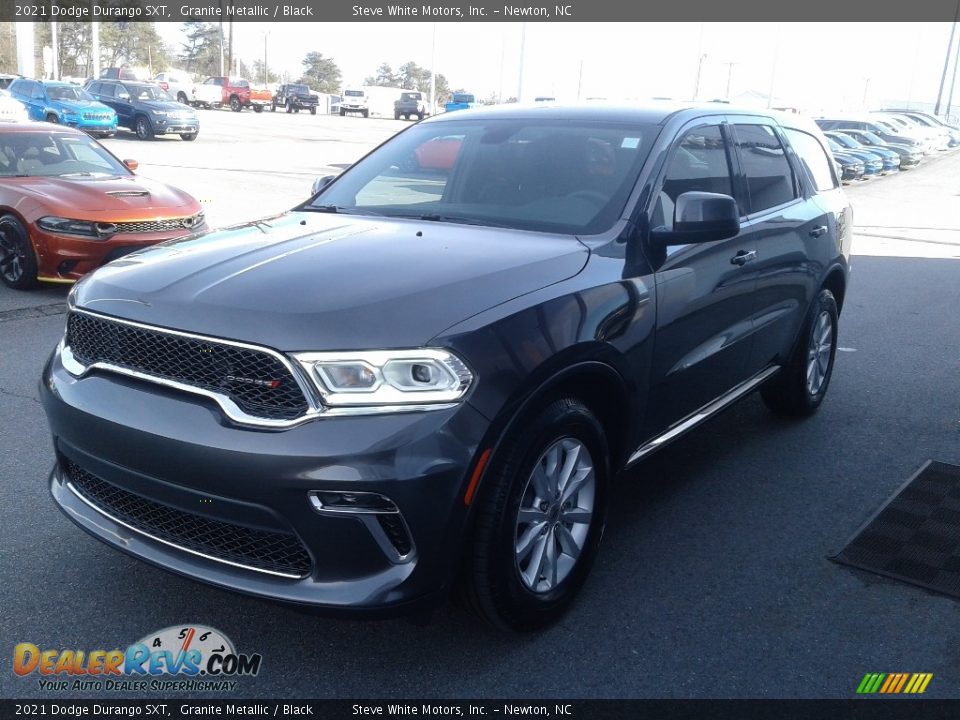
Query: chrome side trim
65 480 308 580
626 365 780 468
309 495 416 565
62 308 460 428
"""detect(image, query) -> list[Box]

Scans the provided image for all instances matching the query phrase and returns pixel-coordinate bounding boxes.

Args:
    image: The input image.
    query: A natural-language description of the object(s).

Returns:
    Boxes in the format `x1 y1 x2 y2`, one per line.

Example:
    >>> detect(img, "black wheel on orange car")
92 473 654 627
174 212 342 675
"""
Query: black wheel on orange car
46 113 58 124
134 115 154 141
253 104 263 113
180 133 197 142
462 397 609 631
0 215 38 290
230 96 242 112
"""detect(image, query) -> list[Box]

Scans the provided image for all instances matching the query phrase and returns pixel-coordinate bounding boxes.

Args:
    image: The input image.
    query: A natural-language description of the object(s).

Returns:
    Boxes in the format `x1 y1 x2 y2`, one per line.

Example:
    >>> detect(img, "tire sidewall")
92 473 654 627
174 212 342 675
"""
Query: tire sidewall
0 215 38 289
478 399 609 628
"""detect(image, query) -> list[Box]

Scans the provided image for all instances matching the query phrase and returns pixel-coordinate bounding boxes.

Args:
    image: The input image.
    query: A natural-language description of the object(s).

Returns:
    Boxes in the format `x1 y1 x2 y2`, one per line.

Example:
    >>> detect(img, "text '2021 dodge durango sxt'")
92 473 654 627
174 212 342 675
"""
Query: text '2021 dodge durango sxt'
42 104 851 631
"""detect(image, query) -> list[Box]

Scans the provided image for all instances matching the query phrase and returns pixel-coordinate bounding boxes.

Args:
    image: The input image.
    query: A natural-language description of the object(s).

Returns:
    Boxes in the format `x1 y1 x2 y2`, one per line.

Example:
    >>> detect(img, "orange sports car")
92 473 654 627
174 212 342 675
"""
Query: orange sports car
0 123 204 290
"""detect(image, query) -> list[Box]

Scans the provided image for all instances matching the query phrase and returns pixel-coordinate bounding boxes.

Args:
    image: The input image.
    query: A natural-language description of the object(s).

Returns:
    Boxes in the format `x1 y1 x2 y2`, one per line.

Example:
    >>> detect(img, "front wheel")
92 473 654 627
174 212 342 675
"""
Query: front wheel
180 133 197 141
229 96 242 112
253 104 263 113
761 288 839 417
462 397 609 631
177 92 189 105
46 113 59 124
135 115 154 140
0 215 38 290
271 102 277 112
309 107 316 115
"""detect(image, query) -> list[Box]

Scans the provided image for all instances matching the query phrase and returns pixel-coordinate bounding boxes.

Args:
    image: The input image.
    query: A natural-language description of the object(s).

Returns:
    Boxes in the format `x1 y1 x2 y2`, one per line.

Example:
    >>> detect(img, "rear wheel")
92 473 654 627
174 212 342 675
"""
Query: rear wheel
310 107 316 115
462 397 609 631
339 108 345 116
271 102 277 112
0 215 38 290
286 101 293 114
761 288 839 417
134 115 154 140
176 92 189 104
253 104 263 113
45 113 58 124
229 95 242 112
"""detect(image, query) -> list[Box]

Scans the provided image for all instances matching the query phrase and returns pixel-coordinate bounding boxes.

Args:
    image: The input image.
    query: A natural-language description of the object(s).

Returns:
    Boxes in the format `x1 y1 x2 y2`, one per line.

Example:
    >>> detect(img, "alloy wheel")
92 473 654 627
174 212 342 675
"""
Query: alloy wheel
0 225 25 283
806 310 834 396
514 438 596 594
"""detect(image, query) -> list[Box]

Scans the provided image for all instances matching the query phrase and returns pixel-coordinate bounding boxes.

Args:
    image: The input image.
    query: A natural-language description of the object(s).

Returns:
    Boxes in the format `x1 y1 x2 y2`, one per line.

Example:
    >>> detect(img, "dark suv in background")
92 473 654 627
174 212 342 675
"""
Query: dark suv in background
85 79 200 141
42 104 851 631
272 84 319 114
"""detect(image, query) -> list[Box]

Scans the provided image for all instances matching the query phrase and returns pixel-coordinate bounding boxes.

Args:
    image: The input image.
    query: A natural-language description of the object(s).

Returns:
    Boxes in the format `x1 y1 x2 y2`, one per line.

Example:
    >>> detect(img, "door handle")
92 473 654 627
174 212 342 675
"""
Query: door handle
730 249 757 266
810 225 828 238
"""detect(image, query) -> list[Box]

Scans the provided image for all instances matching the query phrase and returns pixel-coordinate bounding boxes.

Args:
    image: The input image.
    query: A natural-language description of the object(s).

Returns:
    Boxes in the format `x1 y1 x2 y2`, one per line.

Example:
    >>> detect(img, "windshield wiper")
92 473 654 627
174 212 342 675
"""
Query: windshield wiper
60 171 95 177
417 214 509 228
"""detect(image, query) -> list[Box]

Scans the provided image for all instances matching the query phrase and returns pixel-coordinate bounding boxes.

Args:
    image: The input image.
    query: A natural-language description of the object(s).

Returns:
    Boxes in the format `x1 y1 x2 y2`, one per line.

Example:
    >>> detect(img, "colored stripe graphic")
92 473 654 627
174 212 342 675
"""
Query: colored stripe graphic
856 673 932 694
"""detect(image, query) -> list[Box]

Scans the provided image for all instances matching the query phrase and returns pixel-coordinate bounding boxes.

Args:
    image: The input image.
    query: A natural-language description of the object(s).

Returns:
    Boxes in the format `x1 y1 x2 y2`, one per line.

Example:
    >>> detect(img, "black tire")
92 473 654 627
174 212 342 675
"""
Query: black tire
294 107 299 114
176 92 189 105
253 104 263 113
310 107 316 115
230 96 242 112
46 113 59 124
339 108 345 116
417 112 424 121
394 111 401 120
271 102 277 112
0 214 39 290
462 397 609 632
179 133 197 141
286 101 293 114
134 115 154 141
761 288 839 417
362 110 369 118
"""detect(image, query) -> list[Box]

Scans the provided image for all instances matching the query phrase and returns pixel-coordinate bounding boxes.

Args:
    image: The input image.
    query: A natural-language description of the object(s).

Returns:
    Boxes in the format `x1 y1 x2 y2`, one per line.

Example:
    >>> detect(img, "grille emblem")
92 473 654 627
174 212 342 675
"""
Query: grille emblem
225 375 282 389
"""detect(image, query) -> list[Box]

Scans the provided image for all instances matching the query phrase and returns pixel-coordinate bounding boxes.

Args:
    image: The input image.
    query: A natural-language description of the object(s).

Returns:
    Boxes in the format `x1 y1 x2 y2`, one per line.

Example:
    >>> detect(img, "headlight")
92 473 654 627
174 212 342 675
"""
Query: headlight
151 110 169 117
36 216 113 239
293 349 473 408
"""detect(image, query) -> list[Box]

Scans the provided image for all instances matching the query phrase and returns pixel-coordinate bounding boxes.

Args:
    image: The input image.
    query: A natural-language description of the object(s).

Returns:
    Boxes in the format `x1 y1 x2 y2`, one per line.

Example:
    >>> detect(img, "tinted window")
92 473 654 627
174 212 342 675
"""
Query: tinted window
314 119 657 235
654 124 733 230
733 124 797 214
99 83 117 98
31 83 45 100
784 128 838 192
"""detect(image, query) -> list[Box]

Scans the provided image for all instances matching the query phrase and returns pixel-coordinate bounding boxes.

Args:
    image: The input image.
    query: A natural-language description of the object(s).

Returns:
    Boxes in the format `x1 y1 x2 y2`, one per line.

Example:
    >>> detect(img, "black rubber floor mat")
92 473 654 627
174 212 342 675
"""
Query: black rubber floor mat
833 461 960 599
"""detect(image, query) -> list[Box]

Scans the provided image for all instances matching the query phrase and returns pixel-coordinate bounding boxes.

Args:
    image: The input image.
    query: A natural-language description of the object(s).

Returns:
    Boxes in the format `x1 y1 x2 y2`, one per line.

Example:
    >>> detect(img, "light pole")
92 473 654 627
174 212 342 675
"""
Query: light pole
518 22 527 102
430 23 437 114
946 25 960 119
935 4 959 115
724 61 738 100
693 54 707 101
262 31 269 87
51 22 59 80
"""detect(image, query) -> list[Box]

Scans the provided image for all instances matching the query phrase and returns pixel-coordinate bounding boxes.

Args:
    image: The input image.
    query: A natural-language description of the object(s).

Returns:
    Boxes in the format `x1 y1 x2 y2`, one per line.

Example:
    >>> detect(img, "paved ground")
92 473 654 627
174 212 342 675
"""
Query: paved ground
1 111 959 699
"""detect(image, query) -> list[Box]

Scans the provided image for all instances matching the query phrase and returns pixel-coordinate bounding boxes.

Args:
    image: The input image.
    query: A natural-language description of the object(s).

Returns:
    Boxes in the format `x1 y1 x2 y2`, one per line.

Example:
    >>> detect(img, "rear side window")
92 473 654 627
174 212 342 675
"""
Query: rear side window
783 128 838 192
733 124 797 214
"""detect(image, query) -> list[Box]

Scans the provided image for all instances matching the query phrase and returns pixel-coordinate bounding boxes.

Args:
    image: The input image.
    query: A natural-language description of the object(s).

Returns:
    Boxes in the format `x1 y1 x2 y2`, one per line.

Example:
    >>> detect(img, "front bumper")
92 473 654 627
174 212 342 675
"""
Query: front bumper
67 117 118 134
41 349 490 612
154 118 199 135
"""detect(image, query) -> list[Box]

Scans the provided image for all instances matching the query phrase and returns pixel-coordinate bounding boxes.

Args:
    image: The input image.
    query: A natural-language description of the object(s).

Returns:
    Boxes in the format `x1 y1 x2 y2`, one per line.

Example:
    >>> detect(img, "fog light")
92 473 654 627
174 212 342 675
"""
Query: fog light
308 490 398 514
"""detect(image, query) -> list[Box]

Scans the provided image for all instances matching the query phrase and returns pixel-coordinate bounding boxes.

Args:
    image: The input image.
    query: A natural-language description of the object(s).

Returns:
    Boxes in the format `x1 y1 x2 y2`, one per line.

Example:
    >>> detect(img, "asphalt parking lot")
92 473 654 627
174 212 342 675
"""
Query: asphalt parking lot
1 110 959 699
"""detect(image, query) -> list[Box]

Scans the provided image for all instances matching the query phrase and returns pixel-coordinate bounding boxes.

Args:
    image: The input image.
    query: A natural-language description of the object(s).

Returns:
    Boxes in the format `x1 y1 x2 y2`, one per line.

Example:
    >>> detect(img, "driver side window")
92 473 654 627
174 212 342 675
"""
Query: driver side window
652 124 734 231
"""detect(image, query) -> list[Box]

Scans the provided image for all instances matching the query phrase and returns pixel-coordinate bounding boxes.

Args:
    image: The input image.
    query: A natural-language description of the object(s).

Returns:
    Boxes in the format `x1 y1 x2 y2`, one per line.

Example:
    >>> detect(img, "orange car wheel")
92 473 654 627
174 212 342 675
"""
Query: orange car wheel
0 215 38 290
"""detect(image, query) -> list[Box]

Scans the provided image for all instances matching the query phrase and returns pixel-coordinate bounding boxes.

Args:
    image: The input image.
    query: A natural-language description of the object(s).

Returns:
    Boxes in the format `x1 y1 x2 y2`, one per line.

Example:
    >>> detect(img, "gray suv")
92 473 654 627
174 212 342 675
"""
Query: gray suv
85 79 200 141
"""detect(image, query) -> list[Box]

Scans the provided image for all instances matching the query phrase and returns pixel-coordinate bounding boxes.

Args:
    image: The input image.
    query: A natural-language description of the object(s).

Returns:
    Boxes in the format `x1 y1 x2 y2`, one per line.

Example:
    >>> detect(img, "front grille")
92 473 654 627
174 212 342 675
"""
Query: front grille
66 460 312 578
82 113 112 121
111 216 203 234
66 311 310 421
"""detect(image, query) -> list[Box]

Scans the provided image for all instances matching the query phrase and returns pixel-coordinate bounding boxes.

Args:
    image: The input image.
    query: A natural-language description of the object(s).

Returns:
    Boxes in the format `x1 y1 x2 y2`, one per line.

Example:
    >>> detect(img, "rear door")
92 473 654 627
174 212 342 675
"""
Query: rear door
729 119 825 369
642 118 759 436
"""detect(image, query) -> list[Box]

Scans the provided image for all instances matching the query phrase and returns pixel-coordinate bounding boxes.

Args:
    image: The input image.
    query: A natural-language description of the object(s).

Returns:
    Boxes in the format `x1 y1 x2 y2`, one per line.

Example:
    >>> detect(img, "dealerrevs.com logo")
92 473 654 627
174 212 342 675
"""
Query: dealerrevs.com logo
13 625 262 693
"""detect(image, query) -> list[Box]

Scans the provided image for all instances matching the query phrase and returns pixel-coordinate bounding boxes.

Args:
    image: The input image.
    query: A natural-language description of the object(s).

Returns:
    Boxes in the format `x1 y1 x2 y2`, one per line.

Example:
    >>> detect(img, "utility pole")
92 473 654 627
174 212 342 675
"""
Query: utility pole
693 54 707 101
90 21 100 78
227 10 234 78
862 77 871 108
518 22 527 102
946 23 960 119
263 32 269 87
577 59 584 101
51 22 59 80
724 61 738 100
935 4 959 115
429 23 437 114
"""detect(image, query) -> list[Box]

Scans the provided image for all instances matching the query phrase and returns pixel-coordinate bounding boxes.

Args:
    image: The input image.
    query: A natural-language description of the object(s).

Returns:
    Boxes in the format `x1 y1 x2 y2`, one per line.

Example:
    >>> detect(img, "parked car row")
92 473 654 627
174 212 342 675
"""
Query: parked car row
814 110 959 183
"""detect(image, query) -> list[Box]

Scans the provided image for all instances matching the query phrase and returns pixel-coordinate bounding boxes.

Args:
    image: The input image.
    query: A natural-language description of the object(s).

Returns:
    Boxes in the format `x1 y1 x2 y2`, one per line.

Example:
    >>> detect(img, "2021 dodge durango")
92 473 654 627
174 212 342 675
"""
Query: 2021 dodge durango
41 104 851 630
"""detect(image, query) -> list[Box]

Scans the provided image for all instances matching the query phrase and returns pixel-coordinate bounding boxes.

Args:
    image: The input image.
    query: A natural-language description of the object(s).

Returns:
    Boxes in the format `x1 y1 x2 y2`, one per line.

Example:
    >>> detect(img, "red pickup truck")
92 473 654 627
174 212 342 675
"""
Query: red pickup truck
192 77 267 112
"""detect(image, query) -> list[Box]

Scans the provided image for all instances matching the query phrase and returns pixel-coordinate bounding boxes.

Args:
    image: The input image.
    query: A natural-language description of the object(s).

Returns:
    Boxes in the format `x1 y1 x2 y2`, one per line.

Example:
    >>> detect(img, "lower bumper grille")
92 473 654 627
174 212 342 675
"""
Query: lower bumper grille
65 461 312 578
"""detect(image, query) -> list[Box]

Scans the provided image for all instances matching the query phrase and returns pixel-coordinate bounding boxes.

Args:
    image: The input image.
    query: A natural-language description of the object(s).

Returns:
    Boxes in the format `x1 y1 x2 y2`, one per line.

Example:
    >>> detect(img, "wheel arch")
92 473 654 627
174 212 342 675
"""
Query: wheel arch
821 264 847 315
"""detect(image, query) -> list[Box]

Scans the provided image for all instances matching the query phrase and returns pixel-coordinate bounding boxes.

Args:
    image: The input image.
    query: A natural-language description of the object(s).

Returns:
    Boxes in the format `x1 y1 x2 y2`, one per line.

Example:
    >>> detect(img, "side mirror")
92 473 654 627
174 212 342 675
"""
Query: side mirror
311 174 337 195
650 191 740 246
123 159 139 172
118 94 130 101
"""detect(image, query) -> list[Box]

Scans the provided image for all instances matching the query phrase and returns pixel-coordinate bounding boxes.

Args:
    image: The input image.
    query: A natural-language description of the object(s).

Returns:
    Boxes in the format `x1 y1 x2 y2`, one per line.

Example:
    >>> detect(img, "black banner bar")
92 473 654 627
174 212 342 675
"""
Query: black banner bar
4 0 960 22
4 700 960 720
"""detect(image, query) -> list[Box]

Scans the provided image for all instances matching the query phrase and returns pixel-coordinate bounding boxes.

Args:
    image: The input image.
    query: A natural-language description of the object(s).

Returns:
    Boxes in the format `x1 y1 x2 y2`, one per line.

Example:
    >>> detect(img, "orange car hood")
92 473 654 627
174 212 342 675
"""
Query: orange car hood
13 175 197 218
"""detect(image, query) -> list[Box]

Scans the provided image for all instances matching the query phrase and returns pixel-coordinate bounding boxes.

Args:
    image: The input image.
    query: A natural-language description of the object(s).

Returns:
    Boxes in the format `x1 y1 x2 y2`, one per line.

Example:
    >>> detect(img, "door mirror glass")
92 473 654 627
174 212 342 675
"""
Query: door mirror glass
651 192 740 245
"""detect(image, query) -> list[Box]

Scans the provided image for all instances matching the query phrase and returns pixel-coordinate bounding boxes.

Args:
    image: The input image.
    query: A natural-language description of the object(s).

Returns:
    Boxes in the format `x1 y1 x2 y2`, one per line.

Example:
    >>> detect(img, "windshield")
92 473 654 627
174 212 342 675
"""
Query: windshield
344 90 364 97
452 94 475 104
124 84 174 102
830 134 858 149
860 131 884 145
0 130 129 178
46 85 93 102
826 139 843 152
308 118 658 235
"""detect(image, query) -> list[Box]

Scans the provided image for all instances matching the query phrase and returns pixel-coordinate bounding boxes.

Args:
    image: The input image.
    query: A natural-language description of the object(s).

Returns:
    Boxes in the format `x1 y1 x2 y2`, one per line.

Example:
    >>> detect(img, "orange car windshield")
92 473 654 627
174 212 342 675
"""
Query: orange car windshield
0 131 129 178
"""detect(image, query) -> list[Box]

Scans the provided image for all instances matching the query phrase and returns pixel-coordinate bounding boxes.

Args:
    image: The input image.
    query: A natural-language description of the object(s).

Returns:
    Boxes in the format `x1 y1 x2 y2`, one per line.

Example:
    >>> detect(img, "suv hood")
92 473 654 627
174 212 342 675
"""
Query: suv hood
56 99 112 114
73 211 590 351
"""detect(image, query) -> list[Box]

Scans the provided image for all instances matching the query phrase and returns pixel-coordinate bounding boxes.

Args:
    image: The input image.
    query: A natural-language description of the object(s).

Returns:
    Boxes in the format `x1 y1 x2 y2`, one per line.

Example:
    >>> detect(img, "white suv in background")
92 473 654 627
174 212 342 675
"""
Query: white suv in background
340 88 369 117
153 71 193 106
